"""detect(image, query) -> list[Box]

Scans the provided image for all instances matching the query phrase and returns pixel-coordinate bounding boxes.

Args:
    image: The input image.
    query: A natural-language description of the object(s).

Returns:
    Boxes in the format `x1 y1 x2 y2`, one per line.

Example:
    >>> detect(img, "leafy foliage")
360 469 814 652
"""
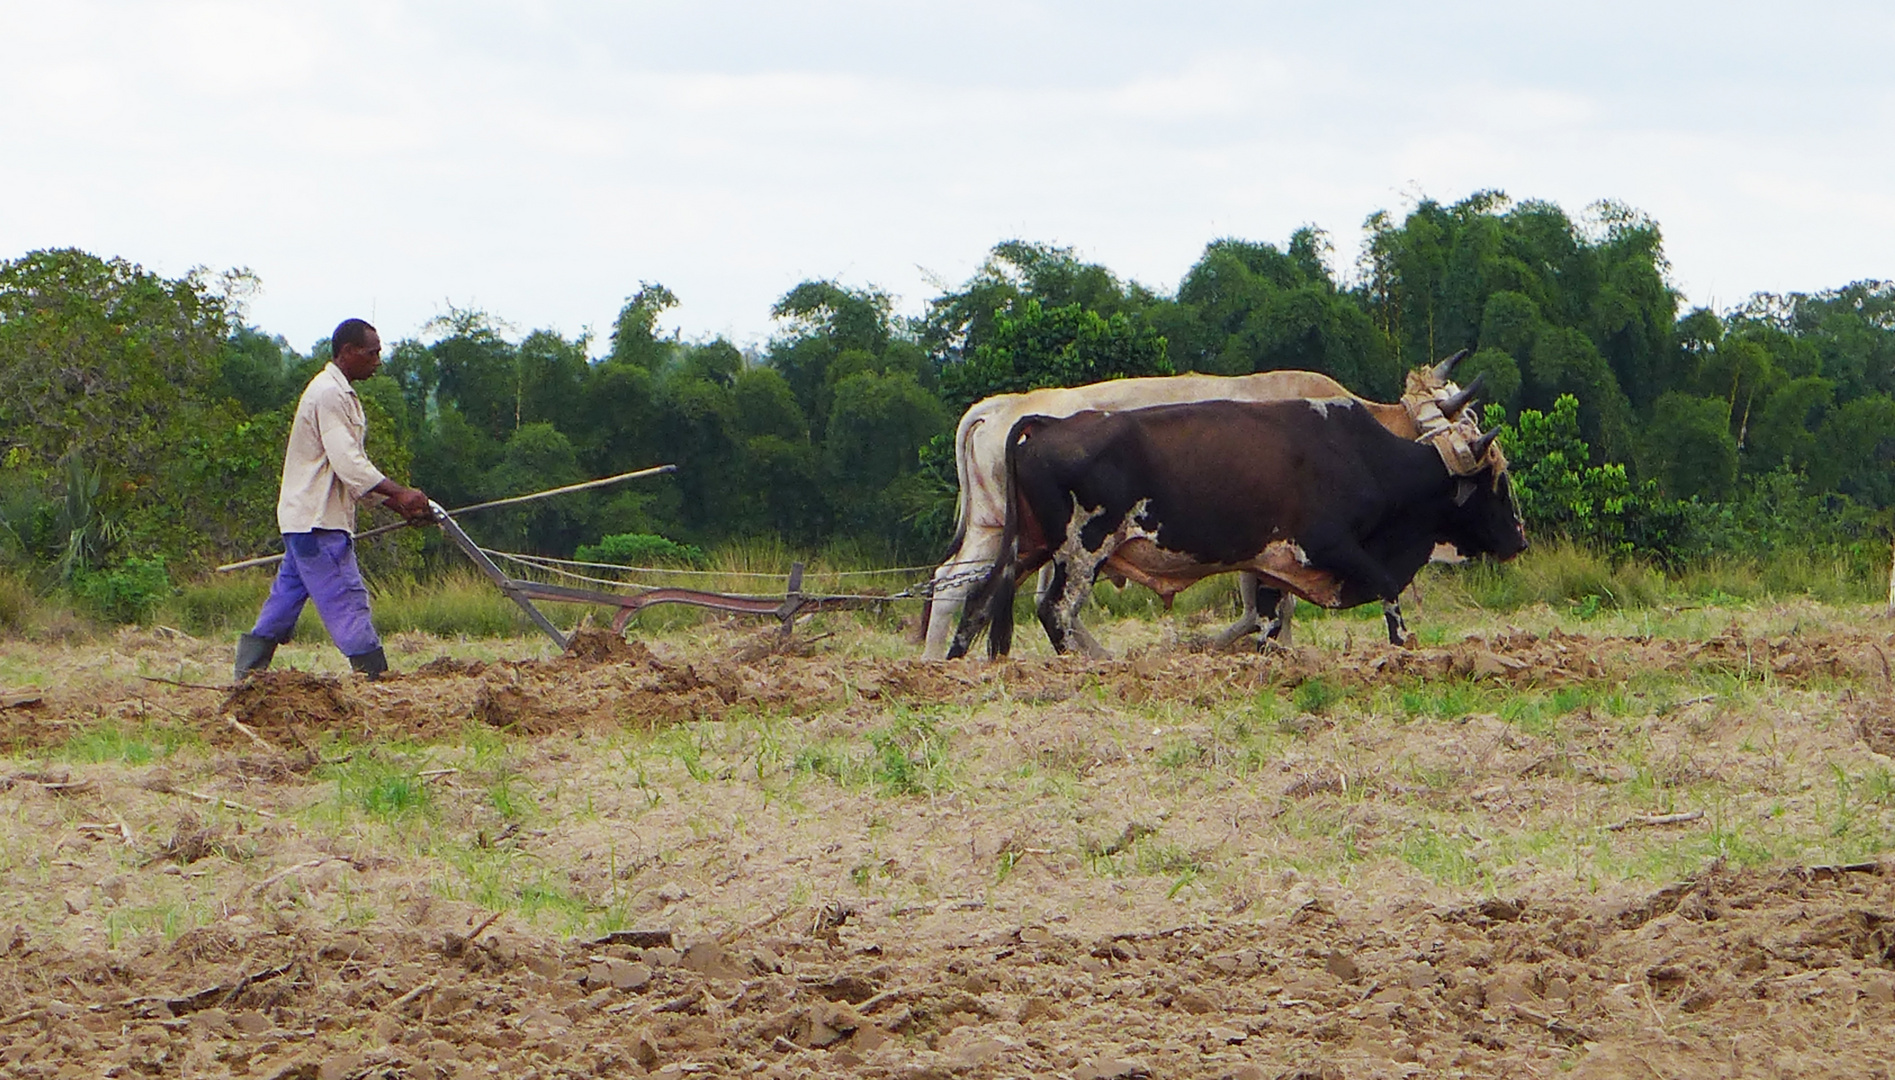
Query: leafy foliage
7 190 1895 624
1494 397 1639 554
73 555 171 624
574 533 706 567
939 299 1172 412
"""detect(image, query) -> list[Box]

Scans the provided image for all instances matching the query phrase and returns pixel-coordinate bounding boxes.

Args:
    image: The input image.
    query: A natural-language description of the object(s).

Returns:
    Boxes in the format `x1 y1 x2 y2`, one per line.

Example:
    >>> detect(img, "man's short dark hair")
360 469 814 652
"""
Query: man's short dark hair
332 318 377 355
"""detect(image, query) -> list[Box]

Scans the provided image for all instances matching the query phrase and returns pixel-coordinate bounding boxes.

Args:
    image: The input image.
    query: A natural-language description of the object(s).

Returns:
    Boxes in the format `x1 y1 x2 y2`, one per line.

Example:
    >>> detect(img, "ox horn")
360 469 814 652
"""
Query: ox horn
1430 348 1470 381
1471 428 1501 460
1441 372 1487 418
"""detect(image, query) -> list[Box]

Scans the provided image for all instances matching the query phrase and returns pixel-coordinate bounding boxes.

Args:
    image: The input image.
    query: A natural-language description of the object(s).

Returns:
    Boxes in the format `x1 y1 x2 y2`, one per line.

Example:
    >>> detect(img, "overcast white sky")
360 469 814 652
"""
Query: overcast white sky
3 1 1890 354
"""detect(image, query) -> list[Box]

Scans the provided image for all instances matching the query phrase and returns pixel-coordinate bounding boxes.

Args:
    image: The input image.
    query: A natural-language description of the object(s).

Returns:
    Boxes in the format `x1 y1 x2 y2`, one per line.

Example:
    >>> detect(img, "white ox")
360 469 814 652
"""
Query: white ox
919 355 1480 659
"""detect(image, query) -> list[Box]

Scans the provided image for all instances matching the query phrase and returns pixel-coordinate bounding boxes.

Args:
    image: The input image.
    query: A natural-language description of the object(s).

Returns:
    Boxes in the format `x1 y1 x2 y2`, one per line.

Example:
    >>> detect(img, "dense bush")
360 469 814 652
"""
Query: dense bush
73 556 172 625
1496 395 1889 569
574 532 706 567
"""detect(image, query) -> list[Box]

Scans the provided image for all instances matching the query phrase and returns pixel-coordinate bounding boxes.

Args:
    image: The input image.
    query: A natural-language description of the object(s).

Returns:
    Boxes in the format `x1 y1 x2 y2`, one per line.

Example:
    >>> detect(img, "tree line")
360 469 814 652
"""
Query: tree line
2 191 1891 610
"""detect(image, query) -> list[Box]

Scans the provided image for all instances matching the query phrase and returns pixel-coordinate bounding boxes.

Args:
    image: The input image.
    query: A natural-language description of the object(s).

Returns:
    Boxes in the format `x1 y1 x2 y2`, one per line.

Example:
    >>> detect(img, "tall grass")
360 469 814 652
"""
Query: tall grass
7 534 1886 641
1424 537 1884 614
161 574 268 636
1430 540 1670 612
370 570 549 637
0 567 94 640
0 570 36 635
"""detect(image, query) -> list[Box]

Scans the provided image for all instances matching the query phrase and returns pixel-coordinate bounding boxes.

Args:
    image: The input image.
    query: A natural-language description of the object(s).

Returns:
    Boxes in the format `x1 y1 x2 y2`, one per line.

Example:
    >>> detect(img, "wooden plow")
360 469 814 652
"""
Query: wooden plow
431 502 924 651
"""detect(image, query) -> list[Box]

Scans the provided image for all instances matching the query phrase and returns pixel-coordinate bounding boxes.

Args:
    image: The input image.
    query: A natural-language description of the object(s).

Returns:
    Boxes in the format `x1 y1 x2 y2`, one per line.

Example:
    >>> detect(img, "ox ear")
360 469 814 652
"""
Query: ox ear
1441 372 1487 418
1431 348 1470 381
1453 480 1476 506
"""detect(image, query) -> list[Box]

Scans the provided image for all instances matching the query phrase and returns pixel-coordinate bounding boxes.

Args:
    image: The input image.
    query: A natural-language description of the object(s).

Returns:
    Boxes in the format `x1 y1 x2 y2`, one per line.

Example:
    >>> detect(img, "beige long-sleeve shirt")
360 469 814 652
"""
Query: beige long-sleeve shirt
276 362 387 534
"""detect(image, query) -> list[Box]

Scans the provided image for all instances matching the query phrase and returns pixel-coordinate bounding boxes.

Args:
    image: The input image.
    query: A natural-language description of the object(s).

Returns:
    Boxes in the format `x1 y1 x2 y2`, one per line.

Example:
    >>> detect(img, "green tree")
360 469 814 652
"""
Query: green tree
1526 326 1634 458
823 371 951 544
0 250 279 571
921 240 1147 368
769 280 901 434
0 249 230 492
1460 347 1523 414
1744 375 1833 472
651 360 740 539
1490 396 1691 562
517 329 591 431
1810 394 1895 507
410 403 500 514
478 423 586 553
609 283 680 369
1360 193 1682 421
428 307 520 440
1163 232 1394 393
1643 392 1739 500
729 367 807 442
1588 201 1679 409
938 298 1172 412
218 326 304 414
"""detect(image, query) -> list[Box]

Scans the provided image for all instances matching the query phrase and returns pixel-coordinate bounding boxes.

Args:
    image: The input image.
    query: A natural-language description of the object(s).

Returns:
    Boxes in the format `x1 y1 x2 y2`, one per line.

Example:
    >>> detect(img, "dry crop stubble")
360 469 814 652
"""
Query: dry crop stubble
0 603 1890 1076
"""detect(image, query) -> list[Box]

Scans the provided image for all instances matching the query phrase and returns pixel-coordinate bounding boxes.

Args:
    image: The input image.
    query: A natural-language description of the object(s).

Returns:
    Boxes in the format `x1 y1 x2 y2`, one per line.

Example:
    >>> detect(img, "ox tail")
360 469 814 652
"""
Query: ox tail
917 410 983 643
948 414 1040 659
983 414 1045 658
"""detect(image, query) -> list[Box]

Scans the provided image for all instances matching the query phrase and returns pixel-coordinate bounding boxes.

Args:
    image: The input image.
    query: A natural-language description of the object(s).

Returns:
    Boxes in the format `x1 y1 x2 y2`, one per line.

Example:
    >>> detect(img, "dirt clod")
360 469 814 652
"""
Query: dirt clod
220 671 362 739
151 814 225 866
561 627 652 665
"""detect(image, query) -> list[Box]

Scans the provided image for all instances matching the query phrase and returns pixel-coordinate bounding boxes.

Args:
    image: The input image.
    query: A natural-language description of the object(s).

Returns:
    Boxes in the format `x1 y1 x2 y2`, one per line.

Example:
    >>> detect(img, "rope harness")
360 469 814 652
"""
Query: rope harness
1402 374 1507 480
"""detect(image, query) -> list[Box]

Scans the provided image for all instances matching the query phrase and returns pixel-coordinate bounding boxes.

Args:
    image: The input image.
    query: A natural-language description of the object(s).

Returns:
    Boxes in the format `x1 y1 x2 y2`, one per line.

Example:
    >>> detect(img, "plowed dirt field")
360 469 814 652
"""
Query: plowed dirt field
2 605 1892 1078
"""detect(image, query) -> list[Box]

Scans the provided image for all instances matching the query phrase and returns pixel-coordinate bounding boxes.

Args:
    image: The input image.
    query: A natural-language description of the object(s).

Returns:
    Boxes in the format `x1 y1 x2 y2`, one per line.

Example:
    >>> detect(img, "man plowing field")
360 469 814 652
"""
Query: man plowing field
233 318 434 680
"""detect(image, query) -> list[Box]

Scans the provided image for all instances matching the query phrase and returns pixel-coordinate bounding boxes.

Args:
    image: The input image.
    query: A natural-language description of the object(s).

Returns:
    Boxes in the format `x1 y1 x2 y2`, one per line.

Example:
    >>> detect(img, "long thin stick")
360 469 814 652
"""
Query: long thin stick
1606 810 1704 831
215 464 677 572
440 464 678 518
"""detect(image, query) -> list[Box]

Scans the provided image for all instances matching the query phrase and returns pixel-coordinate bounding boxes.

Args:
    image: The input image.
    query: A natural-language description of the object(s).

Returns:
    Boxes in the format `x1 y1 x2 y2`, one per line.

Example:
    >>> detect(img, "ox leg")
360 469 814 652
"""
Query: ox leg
929 530 1004 661
1039 558 1108 657
944 611 982 660
1042 558 1111 659
1297 529 1406 627
1036 563 1076 655
1213 572 1263 649
1382 600 1413 647
1071 620 1107 657
1270 591 1296 647
945 575 997 660
923 567 972 661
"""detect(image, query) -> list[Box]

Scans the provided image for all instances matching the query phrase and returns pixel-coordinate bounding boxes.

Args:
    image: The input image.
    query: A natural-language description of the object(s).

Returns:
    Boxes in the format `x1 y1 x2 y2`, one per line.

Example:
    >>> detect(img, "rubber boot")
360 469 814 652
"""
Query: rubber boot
348 646 389 680
234 633 278 680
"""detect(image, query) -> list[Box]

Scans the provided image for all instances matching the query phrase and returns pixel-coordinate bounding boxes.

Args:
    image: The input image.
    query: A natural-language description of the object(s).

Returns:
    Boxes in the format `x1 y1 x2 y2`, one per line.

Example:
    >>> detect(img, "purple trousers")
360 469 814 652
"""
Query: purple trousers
250 530 381 657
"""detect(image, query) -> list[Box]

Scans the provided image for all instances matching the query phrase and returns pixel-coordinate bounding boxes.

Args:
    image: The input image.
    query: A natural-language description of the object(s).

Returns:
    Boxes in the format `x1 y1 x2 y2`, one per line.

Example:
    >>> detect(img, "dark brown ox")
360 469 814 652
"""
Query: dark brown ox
945 396 1527 659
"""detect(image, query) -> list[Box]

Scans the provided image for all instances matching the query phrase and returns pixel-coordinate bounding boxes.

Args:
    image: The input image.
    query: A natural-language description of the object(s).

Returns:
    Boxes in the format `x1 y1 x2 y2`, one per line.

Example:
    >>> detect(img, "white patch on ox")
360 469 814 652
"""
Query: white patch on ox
1101 500 1211 602
1256 540 1344 607
1050 497 1113 654
1306 396 1357 419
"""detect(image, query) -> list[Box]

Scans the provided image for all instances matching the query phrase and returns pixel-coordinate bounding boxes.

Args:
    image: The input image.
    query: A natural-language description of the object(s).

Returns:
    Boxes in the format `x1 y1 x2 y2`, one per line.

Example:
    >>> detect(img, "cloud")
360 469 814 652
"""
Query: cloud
0 1 1889 351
